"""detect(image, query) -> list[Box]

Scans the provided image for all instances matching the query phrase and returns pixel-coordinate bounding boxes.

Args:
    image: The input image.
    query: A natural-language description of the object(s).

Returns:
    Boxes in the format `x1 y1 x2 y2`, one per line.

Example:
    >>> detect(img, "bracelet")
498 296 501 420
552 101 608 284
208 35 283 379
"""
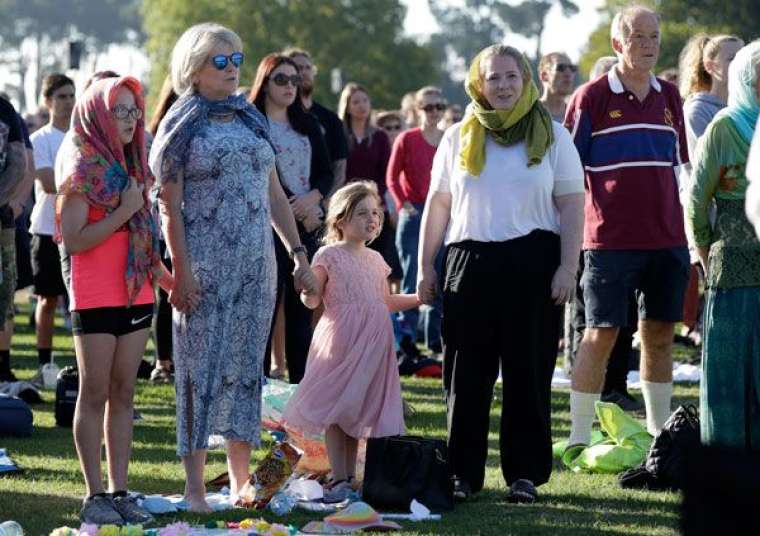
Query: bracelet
290 245 307 259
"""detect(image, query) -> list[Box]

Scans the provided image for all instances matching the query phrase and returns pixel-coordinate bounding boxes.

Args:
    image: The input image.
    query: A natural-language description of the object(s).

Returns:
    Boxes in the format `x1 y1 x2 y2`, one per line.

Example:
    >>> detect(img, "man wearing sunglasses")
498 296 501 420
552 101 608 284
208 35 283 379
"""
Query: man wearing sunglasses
539 52 577 122
284 48 348 196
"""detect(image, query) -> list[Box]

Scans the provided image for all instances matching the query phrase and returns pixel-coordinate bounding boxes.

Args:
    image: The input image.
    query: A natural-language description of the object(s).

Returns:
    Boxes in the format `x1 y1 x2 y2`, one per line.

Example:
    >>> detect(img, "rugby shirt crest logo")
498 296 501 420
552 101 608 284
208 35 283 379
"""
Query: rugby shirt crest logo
608 109 622 119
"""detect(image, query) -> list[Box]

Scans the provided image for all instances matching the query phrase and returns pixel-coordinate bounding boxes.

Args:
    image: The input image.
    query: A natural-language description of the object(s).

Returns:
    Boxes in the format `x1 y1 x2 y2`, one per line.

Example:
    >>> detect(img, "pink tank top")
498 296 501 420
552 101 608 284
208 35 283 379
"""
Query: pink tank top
69 206 154 311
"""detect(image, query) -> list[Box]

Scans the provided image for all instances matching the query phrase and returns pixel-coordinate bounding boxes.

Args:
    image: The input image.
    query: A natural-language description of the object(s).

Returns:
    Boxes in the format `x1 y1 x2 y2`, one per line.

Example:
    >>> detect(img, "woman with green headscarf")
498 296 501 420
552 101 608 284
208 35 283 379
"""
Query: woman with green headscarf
686 40 760 450
417 44 584 503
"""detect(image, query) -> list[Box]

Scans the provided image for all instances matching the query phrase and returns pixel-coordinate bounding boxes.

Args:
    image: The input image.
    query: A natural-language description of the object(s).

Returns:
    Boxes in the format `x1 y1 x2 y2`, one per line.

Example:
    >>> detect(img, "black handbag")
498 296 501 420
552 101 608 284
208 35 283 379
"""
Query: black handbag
362 435 453 512
619 404 700 491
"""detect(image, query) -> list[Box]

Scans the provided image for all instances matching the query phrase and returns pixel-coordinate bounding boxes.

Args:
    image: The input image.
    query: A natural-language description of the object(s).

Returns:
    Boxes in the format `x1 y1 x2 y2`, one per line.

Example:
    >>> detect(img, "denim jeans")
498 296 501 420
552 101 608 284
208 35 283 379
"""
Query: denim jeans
395 203 443 352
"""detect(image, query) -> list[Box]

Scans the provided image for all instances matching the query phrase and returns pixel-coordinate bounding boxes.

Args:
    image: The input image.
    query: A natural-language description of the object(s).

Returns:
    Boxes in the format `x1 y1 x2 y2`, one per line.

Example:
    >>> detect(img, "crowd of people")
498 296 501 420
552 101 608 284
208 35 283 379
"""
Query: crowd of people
0 2 760 526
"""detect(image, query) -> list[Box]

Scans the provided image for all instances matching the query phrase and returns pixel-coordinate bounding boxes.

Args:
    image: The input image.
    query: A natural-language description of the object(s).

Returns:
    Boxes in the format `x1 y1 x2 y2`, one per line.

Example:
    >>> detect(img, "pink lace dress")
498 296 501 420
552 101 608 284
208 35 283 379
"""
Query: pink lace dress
282 244 405 438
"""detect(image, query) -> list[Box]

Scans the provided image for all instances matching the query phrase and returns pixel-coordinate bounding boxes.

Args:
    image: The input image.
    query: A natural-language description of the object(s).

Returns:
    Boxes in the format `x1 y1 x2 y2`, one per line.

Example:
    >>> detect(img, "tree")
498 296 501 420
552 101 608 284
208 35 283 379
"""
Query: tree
426 0 578 104
577 0 752 84
141 0 438 113
0 0 142 110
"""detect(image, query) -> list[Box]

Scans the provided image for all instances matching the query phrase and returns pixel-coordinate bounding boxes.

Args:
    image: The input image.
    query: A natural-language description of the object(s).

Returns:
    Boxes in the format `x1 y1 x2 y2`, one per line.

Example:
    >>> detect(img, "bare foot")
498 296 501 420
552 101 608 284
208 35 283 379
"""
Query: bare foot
184 492 212 513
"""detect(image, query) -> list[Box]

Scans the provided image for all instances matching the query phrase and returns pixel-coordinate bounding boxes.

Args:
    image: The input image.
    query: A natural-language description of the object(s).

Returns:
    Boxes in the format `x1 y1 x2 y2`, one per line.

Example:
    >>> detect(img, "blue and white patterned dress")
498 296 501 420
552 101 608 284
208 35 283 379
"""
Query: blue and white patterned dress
174 116 276 456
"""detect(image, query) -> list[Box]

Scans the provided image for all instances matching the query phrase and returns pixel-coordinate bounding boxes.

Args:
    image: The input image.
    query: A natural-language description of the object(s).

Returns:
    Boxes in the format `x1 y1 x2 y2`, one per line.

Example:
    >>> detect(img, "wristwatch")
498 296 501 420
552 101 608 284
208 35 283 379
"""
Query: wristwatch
290 245 307 259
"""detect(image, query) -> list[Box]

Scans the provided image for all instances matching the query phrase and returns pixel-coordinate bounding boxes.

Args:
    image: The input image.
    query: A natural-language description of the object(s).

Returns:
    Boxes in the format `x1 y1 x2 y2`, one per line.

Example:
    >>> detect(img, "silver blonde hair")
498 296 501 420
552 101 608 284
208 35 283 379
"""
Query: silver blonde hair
170 23 243 96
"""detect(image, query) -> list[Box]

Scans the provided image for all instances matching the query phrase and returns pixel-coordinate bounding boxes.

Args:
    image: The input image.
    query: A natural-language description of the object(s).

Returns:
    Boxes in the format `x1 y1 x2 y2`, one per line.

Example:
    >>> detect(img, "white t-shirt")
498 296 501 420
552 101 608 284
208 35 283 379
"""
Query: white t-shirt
30 124 66 236
746 118 760 239
430 121 584 245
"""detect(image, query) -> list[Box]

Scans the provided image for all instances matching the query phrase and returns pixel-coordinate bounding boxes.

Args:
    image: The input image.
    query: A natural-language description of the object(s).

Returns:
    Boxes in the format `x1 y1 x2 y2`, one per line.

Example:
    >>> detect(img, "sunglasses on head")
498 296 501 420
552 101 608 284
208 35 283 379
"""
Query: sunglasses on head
555 63 578 73
211 52 244 70
421 103 446 113
112 104 143 121
270 73 303 87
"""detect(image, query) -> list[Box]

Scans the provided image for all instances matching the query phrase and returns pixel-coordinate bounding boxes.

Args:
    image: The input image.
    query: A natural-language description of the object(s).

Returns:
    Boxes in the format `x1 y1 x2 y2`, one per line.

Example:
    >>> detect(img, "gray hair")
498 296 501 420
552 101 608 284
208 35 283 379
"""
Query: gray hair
613 5 660 42
590 56 618 79
170 23 243 96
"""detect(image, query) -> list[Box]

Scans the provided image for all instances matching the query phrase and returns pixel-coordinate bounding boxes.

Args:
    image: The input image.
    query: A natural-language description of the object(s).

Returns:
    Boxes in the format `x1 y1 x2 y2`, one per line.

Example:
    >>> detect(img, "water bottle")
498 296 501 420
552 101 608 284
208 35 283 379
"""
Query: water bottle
41 361 60 389
268 491 297 515
0 521 24 536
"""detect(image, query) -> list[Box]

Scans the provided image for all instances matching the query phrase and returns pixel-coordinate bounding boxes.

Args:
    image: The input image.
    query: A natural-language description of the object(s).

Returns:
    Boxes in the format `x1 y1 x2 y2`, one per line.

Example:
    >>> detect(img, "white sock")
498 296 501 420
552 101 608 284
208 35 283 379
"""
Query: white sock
569 390 600 446
641 380 673 435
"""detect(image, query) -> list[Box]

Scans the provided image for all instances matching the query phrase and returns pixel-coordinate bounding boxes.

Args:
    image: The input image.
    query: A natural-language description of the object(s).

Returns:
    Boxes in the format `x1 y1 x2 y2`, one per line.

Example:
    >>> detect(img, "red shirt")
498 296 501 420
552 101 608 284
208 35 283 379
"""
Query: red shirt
385 128 438 210
564 68 689 250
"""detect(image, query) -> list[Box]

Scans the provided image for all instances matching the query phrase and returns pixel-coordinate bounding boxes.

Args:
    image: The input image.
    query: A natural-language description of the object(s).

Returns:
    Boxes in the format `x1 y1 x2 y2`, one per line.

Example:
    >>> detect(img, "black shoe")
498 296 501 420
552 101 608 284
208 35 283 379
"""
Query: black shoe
0 369 17 382
601 389 644 412
507 479 537 504
452 477 472 502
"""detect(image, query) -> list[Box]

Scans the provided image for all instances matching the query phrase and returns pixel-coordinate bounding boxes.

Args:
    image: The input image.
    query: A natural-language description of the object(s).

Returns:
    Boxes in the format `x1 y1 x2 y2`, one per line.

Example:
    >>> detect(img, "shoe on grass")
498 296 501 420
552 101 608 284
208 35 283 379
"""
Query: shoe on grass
80 494 123 525
0 369 17 382
601 389 644 412
149 366 173 384
452 477 472 502
323 479 353 504
507 479 537 504
112 493 154 524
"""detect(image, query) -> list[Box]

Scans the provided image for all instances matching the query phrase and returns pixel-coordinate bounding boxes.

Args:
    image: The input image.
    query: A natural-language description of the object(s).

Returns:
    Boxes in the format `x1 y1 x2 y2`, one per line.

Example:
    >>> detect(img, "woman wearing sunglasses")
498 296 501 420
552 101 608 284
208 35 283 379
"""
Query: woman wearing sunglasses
150 24 316 512
386 86 446 356
337 83 400 282
56 76 172 524
248 53 333 385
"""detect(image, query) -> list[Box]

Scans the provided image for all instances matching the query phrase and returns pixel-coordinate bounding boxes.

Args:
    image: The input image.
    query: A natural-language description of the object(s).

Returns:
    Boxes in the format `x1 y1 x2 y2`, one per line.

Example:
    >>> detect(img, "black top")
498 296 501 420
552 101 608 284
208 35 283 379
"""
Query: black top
0 98 22 173
308 101 349 163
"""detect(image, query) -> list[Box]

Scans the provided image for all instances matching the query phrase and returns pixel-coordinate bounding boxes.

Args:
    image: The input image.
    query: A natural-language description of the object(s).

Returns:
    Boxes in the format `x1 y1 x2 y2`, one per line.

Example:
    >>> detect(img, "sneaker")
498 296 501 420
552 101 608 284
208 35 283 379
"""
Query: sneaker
452 477 472 502
149 366 173 384
112 494 154 524
80 494 124 524
323 480 353 504
601 389 644 412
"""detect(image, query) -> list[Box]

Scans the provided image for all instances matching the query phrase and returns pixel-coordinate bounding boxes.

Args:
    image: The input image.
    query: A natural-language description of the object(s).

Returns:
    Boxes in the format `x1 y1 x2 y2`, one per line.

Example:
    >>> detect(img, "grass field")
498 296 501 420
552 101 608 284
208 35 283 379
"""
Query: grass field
0 303 698 535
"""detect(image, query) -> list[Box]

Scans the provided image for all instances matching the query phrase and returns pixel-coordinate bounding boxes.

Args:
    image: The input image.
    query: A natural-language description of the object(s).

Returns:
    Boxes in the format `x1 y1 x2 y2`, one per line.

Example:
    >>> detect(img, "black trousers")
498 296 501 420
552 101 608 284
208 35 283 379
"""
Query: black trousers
442 230 561 491
263 228 319 384
153 241 173 362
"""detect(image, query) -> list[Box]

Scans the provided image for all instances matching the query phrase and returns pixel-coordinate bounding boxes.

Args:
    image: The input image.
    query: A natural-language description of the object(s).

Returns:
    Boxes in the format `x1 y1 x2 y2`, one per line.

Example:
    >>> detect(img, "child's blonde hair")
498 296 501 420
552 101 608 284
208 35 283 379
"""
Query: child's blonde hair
323 181 384 245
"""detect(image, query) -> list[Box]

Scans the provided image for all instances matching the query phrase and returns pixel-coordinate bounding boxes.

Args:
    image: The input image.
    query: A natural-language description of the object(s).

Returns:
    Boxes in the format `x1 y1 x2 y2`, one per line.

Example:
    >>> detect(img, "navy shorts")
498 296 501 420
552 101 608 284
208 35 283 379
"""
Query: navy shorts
71 304 154 337
581 247 690 328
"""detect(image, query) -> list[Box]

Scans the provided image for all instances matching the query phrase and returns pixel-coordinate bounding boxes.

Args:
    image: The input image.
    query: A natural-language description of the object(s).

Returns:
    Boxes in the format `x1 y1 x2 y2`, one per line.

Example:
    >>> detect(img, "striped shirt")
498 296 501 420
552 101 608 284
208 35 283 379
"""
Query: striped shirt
564 68 689 250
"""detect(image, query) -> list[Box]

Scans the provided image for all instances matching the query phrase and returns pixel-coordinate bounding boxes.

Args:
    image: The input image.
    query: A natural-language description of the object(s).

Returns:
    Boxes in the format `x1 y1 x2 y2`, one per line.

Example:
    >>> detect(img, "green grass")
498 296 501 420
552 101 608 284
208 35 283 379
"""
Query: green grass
0 302 698 535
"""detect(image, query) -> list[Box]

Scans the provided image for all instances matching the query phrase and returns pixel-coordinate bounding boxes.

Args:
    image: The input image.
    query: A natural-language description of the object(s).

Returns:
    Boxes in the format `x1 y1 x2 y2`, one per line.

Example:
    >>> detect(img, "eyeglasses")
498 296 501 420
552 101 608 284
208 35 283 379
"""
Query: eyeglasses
270 73 302 87
112 104 143 121
420 103 446 113
382 123 402 131
554 64 578 73
211 52 244 70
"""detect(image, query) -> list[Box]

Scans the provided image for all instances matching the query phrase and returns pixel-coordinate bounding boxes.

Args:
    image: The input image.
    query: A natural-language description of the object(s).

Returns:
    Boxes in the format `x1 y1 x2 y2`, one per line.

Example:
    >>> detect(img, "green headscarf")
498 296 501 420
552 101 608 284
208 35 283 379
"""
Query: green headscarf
459 45 554 177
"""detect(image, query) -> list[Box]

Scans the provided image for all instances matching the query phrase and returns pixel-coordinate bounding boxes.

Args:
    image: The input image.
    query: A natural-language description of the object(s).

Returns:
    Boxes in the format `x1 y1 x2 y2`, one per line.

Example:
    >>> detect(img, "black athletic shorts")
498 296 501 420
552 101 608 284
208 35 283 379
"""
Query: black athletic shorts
31 234 67 296
71 304 154 337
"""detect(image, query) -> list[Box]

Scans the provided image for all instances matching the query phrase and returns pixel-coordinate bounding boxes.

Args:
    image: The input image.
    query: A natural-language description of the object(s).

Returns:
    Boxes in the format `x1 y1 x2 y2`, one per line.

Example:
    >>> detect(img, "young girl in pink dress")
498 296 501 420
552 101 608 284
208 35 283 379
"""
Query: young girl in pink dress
283 180 420 503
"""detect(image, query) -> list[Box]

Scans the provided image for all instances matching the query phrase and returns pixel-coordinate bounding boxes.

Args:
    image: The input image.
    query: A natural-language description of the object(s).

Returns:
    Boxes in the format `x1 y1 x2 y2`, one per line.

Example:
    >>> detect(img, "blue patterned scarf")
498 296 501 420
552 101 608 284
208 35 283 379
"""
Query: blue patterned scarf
149 92 273 185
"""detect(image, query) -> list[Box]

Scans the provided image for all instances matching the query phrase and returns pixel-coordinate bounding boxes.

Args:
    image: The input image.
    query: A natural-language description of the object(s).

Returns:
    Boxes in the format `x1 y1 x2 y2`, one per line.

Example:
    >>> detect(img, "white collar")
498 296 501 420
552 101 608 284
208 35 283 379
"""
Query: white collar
607 66 661 94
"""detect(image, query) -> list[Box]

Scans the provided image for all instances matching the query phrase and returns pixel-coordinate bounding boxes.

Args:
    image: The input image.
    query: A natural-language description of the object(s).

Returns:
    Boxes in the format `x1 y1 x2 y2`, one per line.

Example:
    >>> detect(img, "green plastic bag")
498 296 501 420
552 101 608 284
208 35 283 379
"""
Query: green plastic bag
554 401 653 474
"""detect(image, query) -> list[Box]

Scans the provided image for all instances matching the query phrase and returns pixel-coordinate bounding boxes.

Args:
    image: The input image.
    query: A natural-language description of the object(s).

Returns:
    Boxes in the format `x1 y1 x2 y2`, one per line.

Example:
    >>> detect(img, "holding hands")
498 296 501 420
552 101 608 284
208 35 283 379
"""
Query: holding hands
170 267 202 314
417 264 438 305
293 254 318 295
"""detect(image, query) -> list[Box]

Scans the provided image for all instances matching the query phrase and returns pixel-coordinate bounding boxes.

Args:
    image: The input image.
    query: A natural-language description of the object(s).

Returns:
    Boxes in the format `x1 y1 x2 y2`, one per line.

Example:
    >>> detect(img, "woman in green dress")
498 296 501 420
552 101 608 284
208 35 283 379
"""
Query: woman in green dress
686 40 760 449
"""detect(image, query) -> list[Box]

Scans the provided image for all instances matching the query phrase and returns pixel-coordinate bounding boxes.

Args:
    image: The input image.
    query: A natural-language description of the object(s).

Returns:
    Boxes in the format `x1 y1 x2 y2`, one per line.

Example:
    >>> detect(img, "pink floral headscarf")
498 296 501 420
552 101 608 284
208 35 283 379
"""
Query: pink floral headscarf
55 76 160 305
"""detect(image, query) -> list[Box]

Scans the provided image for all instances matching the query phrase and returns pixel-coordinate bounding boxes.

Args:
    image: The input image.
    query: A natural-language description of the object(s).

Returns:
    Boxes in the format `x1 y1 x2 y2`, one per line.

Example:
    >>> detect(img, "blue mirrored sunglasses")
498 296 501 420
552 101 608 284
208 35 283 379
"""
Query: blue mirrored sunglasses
211 52 244 70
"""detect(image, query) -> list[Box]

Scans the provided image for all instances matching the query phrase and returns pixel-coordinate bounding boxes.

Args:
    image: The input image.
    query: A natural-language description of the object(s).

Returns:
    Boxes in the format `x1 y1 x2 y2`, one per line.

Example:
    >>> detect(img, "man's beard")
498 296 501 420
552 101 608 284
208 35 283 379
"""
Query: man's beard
300 81 314 98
